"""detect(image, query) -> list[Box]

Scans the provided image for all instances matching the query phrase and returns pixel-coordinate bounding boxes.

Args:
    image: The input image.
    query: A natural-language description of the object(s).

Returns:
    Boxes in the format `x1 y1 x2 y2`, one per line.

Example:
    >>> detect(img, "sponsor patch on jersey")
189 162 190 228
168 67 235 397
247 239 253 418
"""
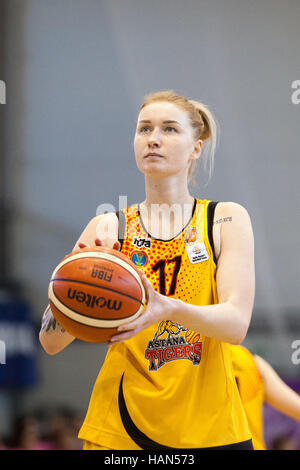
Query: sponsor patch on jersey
131 250 148 267
144 320 202 371
186 242 209 264
184 227 200 245
132 237 152 249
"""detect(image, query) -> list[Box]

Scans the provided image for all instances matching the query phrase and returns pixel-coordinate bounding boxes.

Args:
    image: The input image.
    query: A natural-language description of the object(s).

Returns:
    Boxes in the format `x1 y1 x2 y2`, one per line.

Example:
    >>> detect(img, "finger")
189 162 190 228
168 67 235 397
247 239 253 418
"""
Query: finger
113 240 121 251
141 272 151 286
95 238 103 246
140 273 154 297
108 329 136 345
117 316 144 333
78 242 87 248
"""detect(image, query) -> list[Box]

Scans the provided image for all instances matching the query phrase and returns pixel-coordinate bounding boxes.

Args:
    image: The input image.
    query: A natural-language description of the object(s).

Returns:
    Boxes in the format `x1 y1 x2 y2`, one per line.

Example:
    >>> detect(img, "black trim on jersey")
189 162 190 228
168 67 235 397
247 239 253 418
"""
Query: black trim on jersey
118 373 174 450
207 201 219 265
115 210 126 249
137 198 197 242
118 373 253 451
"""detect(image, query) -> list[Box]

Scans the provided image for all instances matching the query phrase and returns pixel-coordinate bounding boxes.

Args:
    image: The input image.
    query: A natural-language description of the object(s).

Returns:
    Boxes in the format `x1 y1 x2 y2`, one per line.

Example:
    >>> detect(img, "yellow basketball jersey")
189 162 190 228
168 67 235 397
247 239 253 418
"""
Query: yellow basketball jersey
231 345 266 450
78 199 252 449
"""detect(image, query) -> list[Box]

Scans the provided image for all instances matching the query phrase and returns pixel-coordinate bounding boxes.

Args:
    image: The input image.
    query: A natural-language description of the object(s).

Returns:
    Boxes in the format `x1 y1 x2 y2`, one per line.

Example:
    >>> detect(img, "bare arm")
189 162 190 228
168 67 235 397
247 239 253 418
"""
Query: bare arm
111 202 255 345
39 212 119 355
39 304 75 355
254 355 300 422
170 202 255 344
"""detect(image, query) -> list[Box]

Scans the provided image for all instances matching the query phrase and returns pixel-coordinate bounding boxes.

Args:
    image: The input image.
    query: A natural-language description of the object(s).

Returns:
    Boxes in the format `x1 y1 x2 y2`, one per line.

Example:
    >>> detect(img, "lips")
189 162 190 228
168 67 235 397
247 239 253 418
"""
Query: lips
144 153 164 158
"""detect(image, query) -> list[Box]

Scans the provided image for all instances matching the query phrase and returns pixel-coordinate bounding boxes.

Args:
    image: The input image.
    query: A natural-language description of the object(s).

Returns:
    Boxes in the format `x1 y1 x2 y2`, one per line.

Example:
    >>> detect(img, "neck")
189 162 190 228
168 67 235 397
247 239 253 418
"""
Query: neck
142 174 194 209
139 175 196 240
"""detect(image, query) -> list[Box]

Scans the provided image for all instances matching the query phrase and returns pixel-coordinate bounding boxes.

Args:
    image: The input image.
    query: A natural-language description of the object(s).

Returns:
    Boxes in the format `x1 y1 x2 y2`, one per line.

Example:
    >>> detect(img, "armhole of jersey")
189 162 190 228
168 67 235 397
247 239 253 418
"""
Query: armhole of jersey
207 201 219 266
115 210 126 250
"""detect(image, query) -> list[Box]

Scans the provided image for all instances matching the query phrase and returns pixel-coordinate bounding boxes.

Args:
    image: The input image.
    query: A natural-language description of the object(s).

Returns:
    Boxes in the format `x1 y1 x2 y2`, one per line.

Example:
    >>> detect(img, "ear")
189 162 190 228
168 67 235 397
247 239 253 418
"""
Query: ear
190 139 203 161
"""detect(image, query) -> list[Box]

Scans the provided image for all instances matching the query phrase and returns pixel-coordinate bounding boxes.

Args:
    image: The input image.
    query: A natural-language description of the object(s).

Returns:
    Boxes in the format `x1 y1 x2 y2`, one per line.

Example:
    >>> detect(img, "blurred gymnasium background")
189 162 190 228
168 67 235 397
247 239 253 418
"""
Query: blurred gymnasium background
0 0 299 450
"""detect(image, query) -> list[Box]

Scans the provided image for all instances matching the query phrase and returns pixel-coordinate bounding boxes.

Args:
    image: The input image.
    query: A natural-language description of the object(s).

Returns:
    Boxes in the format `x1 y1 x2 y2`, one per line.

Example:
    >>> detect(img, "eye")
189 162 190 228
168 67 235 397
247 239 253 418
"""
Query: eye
138 125 151 133
164 126 178 133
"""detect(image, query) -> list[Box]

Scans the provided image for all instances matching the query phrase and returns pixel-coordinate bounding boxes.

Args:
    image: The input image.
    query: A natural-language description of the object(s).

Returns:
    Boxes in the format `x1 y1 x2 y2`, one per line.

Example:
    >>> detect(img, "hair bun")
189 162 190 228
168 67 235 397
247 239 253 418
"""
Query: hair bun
189 100 211 141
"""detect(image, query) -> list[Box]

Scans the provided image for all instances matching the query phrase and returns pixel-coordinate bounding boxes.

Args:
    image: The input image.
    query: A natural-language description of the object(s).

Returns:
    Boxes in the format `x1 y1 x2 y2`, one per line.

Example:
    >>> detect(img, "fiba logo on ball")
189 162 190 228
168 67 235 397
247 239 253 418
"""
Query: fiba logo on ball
131 251 148 267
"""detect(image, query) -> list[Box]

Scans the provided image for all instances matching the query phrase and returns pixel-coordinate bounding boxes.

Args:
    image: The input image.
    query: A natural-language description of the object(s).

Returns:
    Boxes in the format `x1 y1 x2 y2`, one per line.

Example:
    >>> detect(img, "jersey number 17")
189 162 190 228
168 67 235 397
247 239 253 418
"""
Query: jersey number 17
152 255 182 296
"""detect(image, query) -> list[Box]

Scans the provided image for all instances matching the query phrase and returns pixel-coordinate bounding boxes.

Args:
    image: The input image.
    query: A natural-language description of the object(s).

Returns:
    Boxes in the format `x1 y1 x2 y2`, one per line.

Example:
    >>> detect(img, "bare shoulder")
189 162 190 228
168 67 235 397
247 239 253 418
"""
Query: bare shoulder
73 212 119 250
212 202 253 261
90 212 119 241
215 201 252 222
84 212 119 235
92 211 119 225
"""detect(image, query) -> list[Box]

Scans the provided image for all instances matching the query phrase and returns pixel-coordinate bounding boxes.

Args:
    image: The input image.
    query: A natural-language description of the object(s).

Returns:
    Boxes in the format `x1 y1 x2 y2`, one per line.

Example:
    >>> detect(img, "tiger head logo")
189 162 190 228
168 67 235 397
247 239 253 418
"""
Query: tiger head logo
145 321 202 371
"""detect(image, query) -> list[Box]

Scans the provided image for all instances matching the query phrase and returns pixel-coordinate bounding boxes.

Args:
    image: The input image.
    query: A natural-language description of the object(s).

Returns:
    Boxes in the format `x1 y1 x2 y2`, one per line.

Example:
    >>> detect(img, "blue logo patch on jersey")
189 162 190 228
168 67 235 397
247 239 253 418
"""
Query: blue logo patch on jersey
131 251 148 267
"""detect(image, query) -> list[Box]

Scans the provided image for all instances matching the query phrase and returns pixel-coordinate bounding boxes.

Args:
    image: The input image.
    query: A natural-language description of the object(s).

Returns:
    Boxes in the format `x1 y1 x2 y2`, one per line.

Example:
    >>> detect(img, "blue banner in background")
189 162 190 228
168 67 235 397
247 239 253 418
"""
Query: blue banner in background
0 295 38 388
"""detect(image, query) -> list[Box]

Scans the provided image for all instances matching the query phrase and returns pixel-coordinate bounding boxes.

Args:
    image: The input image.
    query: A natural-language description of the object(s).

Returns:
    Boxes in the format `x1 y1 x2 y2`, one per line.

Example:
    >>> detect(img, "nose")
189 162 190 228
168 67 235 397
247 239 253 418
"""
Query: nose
147 128 161 148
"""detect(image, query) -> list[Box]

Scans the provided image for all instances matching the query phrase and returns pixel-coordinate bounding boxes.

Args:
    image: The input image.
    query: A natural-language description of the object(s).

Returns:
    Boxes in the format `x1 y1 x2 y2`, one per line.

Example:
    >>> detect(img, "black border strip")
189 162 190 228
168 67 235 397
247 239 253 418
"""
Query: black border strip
116 210 126 249
207 201 219 265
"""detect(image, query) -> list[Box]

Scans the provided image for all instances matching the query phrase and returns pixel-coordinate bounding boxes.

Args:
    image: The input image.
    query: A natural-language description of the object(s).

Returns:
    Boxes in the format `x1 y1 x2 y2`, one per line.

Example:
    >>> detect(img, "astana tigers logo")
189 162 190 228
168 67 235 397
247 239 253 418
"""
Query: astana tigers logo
144 320 202 371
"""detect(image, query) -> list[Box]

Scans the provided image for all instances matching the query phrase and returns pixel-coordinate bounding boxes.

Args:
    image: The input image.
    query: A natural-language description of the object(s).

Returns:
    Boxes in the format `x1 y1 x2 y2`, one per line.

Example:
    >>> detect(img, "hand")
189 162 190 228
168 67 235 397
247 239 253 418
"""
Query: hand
78 238 121 251
108 273 179 345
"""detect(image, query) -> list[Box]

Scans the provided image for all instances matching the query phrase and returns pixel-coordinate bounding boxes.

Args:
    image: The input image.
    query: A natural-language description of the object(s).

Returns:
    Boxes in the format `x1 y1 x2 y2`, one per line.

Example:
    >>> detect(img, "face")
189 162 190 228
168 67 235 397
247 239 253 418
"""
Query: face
134 102 202 178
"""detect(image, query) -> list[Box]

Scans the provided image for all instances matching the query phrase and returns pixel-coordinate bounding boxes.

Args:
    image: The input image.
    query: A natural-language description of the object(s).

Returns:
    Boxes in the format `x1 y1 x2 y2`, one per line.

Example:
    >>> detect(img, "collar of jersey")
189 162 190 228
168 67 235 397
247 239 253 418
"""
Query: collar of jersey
136 198 197 242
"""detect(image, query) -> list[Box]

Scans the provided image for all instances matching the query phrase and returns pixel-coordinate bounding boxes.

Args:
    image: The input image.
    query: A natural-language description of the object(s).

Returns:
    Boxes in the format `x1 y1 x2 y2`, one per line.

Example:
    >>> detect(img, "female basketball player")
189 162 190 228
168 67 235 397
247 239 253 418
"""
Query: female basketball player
40 91 255 450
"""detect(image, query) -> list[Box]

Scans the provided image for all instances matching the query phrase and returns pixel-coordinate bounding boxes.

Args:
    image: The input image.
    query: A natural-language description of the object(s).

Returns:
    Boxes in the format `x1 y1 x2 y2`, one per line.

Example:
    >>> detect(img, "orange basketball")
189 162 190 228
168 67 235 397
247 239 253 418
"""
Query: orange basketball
185 329 200 344
48 246 146 343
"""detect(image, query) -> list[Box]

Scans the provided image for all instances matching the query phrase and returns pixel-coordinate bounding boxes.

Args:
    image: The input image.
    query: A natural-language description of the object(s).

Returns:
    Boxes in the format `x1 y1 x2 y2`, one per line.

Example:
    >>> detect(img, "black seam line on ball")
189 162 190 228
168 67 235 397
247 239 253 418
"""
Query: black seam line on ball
49 297 140 326
50 278 144 305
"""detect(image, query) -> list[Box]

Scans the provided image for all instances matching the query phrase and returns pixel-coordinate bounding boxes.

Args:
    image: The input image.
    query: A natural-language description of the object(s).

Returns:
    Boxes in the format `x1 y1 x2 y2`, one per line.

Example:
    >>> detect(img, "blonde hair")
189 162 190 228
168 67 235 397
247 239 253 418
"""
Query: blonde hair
139 90 219 185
